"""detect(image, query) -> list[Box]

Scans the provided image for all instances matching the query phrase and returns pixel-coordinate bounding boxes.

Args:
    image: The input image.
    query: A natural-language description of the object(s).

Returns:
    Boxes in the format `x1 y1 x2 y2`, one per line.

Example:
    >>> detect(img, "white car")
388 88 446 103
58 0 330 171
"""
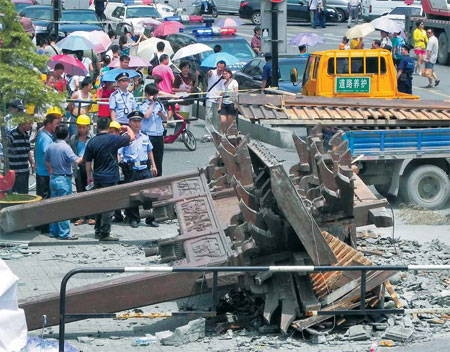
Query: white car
106 4 162 34
155 3 176 18
383 5 423 28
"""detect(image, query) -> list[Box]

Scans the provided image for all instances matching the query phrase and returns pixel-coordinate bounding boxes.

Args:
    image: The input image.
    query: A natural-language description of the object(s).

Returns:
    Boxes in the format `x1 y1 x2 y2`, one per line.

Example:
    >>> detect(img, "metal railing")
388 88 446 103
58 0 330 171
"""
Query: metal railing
58 264 450 351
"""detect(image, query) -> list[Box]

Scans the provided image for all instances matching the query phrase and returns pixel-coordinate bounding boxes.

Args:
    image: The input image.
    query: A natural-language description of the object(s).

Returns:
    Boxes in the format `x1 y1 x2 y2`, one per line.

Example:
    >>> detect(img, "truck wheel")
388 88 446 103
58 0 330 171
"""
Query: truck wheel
437 32 449 65
403 165 450 209
251 11 261 25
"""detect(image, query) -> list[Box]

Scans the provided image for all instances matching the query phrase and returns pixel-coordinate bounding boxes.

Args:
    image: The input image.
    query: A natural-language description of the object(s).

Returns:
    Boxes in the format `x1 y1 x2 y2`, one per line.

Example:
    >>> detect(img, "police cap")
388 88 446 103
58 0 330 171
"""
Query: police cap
127 111 144 121
115 72 130 81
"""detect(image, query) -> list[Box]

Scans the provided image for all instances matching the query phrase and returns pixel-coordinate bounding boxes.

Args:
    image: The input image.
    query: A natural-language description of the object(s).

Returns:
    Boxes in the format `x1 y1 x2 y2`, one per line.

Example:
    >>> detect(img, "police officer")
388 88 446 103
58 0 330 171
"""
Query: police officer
120 111 158 228
396 45 415 95
109 72 136 125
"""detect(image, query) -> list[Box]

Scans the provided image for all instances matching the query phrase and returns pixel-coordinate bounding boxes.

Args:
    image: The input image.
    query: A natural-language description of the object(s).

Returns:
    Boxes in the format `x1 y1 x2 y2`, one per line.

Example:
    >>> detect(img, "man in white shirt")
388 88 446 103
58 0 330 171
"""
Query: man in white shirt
424 28 440 88
309 0 318 29
347 0 361 28
205 61 226 133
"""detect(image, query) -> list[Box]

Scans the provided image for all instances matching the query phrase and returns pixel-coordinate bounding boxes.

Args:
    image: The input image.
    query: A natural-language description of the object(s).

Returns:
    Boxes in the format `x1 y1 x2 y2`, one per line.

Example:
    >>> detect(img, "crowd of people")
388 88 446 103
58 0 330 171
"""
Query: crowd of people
338 21 440 94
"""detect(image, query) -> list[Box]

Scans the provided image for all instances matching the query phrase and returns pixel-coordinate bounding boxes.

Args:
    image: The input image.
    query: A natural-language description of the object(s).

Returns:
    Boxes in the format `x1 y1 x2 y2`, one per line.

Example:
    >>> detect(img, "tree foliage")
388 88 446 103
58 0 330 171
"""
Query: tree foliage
0 0 64 126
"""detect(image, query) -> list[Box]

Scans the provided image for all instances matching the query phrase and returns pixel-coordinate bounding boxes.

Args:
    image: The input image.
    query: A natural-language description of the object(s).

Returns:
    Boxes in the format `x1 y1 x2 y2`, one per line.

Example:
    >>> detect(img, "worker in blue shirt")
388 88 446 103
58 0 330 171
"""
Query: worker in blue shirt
35 108 62 234
397 45 415 95
139 84 167 177
119 111 158 228
261 53 281 89
109 72 137 125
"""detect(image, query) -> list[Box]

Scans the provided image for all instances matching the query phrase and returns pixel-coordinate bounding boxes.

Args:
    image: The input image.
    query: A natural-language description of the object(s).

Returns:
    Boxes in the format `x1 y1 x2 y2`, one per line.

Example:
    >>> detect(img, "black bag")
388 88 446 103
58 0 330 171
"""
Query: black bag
150 53 159 67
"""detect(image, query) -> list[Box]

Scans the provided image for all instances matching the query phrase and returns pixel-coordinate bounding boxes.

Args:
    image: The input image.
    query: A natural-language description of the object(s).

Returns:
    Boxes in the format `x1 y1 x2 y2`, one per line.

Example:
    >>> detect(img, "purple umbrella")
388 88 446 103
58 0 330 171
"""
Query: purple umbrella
215 17 244 27
289 33 324 47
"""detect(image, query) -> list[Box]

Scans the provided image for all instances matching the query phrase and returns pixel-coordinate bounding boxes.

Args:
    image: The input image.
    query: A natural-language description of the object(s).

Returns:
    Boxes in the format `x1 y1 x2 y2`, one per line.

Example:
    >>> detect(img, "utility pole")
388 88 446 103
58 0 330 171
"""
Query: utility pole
261 0 287 89
53 0 60 37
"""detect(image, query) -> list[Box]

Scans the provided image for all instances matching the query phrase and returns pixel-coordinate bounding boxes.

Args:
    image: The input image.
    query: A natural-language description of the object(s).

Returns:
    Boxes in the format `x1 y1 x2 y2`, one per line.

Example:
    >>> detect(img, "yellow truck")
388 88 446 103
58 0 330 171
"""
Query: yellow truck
296 49 419 99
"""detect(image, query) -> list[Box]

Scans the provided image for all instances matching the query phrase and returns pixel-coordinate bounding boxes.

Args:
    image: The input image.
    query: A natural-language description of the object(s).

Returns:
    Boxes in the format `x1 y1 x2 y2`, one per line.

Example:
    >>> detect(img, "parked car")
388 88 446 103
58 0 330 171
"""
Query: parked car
166 30 256 90
20 5 54 44
59 9 104 38
383 5 422 28
106 4 162 34
239 0 339 25
327 0 349 23
216 0 241 14
12 0 35 13
235 56 308 93
155 3 177 18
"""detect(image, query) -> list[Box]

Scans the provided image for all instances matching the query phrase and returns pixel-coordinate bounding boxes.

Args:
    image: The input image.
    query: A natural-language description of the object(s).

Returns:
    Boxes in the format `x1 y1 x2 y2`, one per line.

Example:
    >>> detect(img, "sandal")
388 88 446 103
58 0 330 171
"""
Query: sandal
74 219 86 226
88 219 96 225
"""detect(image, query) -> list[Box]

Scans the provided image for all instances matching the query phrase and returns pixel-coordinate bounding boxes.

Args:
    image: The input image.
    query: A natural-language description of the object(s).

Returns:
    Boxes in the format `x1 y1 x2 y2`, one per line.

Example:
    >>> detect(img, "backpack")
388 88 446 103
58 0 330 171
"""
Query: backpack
150 53 159 68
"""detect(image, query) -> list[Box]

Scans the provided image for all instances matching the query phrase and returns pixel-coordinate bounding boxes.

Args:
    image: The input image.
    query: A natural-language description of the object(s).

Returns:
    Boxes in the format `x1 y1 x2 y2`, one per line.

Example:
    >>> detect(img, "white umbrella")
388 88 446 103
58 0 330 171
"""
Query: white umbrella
345 23 375 39
69 31 112 53
370 17 403 34
171 43 213 61
136 38 173 61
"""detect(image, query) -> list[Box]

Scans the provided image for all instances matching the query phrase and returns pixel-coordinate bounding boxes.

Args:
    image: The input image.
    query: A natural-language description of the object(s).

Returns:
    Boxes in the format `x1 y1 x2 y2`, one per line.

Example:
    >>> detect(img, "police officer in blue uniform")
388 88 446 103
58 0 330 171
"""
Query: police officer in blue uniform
109 72 137 125
120 111 158 228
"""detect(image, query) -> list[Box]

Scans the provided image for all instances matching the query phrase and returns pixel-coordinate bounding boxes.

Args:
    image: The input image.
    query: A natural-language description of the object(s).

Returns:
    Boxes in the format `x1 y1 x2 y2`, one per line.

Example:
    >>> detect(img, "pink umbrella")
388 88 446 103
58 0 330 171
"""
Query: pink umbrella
108 55 150 68
48 55 88 76
139 18 162 28
70 31 112 53
154 21 184 37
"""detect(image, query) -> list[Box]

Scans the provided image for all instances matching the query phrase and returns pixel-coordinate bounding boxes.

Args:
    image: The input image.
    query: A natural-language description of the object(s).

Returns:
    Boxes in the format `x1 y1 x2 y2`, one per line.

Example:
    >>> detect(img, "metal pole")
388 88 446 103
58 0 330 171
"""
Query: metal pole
271 2 279 88
212 271 218 309
360 269 367 311
53 0 59 37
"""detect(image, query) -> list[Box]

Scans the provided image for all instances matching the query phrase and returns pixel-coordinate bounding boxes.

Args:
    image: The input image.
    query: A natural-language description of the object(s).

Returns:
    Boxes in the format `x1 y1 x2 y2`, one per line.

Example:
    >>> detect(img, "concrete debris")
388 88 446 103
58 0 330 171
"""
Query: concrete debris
346 325 372 341
397 205 450 225
77 336 94 344
383 326 414 341
159 318 205 346
311 334 327 344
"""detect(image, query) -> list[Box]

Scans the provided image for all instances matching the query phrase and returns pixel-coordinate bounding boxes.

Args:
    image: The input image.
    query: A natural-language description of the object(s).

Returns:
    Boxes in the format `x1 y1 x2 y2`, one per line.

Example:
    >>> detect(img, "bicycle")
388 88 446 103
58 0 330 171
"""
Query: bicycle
164 111 197 151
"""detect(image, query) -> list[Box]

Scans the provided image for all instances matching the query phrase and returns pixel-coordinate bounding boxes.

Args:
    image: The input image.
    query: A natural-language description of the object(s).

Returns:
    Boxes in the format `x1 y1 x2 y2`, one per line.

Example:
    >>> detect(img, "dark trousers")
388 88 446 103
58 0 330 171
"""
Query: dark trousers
398 80 412 95
74 164 94 220
125 168 152 222
12 172 29 194
94 182 116 237
149 135 164 177
36 174 50 232
315 9 326 28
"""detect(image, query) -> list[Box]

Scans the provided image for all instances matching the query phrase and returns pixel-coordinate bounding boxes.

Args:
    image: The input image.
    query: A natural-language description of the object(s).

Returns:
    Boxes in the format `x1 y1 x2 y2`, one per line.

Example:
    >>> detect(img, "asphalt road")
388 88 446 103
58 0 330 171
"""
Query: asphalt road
230 18 450 101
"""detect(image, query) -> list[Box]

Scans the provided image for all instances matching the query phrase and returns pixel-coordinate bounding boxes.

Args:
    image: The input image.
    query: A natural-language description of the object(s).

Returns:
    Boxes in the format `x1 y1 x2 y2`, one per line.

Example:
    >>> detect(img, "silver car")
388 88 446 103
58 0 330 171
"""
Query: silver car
327 0 349 23
216 0 241 14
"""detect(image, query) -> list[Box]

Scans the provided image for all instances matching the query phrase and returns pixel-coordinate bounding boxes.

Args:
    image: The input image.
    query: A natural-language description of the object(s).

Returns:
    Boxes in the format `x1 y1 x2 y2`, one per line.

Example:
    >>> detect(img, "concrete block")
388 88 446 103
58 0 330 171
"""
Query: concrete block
160 318 206 346
346 325 371 341
383 326 414 341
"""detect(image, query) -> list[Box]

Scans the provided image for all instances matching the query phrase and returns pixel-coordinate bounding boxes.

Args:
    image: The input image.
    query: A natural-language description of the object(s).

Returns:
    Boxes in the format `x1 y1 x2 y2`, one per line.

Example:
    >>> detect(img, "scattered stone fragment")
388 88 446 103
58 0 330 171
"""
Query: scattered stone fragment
347 325 371 341
311 335 327 344
429 318 445 325
258 324 279 334
160 318 205 346
77 336 94 344
219 329 234 340
383 326 413 341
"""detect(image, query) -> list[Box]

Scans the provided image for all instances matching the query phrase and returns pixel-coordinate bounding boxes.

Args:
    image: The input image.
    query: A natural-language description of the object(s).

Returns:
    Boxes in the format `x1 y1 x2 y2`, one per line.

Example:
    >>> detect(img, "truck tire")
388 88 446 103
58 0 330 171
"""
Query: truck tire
437 32 449 65
402 165 450 209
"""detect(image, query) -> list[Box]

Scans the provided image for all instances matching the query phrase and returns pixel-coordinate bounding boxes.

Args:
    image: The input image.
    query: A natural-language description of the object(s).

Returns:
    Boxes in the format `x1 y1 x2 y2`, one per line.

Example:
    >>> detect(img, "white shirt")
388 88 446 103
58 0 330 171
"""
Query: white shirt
426 35 438 64
381 36 392 48
206 69 225 103
309 0 318 10
349 0 360 7
82 57 92 76
221 79 238 105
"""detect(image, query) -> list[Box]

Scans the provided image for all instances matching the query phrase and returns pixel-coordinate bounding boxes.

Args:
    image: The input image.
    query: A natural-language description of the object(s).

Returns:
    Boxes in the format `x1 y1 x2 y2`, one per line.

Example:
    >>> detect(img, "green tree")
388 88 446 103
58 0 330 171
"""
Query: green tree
0 0 64 175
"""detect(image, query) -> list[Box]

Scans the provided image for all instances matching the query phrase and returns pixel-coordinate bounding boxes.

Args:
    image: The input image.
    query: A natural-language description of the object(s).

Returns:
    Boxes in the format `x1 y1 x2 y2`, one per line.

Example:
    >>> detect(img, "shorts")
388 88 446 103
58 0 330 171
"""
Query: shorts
219 104 237 116
425 62 434 69
414 49 426 55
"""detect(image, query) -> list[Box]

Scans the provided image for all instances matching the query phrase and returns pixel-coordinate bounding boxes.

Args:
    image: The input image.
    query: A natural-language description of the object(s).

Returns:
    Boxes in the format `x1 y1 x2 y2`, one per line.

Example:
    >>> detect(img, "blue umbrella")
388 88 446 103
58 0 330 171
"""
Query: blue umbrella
102 69 140 82
56 35 96 51
200 52 240 68
289 33 324 47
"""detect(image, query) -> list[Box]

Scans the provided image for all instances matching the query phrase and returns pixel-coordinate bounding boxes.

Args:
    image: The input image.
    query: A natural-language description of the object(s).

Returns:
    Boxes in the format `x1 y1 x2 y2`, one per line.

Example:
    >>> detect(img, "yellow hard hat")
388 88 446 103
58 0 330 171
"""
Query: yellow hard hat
76 114 90 125
46 106 62 117
109 121 121 130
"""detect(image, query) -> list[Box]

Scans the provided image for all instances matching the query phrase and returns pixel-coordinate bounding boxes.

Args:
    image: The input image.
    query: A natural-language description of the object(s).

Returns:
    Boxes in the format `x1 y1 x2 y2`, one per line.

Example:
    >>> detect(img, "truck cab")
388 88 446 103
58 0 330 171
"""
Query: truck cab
299 49 419 99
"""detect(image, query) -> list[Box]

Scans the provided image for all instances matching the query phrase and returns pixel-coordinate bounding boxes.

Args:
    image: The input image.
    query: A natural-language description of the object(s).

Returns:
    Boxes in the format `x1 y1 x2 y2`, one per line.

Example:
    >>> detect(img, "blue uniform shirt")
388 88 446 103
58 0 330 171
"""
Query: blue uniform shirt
36 129 54 176
109 89 137 125
44 140 78 175
139 99 165 136
120 131 153 170
261 62 281 88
